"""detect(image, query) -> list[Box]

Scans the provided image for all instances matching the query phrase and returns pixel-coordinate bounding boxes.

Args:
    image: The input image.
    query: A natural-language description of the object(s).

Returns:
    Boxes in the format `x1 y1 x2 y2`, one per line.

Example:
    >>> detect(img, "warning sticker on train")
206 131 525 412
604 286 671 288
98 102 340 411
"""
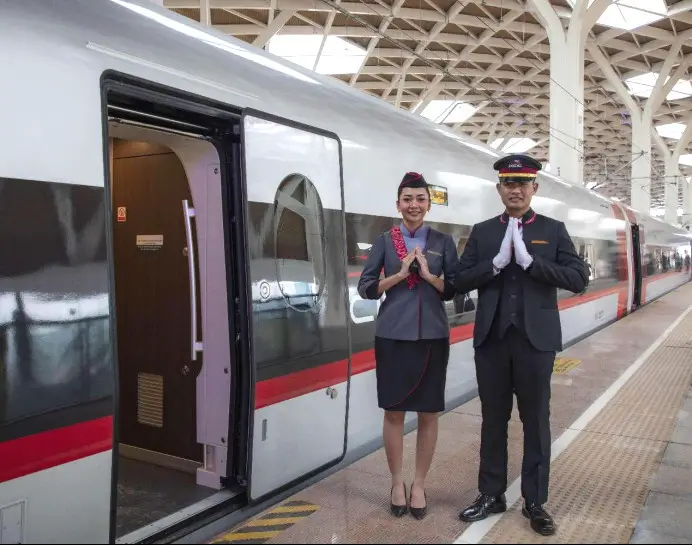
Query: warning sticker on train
117 206 127 222
210 500 319 544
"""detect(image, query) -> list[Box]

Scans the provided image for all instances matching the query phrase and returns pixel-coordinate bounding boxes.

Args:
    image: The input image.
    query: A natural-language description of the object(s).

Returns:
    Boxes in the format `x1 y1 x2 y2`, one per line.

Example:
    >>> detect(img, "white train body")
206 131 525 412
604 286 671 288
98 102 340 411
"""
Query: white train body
0 1 690 543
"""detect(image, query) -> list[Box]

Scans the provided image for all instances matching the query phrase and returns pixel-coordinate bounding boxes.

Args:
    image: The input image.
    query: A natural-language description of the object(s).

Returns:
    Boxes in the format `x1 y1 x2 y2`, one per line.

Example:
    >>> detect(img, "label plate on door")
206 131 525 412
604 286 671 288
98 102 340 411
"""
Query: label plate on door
136 234 164 251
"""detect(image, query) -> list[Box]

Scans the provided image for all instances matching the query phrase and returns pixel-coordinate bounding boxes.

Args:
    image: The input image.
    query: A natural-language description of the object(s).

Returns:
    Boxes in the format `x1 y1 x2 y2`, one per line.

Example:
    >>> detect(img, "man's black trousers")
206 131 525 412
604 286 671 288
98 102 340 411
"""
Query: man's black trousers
474 325 554 505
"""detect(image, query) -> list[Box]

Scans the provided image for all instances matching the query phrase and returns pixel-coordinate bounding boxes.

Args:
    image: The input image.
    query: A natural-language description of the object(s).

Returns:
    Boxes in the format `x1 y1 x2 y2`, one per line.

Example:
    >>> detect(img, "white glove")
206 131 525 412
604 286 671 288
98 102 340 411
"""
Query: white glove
492 218 515 272
513 219 534 270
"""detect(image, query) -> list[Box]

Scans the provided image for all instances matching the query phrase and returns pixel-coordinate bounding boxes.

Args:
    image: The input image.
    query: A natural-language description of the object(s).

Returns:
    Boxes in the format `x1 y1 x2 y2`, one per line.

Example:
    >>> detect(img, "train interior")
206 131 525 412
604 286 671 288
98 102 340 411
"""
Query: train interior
107 108 245 540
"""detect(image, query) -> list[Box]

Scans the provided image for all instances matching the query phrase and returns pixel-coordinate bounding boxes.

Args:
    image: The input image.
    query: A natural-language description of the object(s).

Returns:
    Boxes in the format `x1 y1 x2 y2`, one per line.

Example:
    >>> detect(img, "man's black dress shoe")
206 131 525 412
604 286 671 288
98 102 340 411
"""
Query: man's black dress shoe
390 484 408 517
522 503 556 536
459 493 507 522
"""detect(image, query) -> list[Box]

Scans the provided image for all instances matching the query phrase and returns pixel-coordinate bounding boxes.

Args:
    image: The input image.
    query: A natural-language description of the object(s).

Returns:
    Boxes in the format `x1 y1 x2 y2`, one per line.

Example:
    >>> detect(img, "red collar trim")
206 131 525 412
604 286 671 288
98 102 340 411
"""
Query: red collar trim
500 210 536 224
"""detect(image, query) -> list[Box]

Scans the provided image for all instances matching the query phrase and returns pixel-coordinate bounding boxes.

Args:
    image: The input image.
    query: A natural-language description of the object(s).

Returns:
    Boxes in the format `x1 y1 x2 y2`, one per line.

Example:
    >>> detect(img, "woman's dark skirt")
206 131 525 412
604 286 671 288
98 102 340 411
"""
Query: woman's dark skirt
374 336 450 413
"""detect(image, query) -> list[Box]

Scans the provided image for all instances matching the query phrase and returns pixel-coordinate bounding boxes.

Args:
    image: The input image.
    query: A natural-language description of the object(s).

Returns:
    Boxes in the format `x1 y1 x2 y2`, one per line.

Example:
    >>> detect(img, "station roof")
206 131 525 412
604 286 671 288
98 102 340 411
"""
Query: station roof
165 0 692 212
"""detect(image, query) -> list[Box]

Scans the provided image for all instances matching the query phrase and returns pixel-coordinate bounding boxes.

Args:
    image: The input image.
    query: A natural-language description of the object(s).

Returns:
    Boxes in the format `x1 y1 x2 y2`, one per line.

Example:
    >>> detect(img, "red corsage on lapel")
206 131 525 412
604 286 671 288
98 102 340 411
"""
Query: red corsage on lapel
391 227 420 290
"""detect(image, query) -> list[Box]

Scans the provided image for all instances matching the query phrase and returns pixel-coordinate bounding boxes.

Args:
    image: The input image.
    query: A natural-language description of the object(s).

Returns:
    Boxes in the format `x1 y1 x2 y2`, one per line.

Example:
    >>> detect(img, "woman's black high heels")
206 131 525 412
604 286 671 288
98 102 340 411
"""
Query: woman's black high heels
409 484 428 520
390 484 409 517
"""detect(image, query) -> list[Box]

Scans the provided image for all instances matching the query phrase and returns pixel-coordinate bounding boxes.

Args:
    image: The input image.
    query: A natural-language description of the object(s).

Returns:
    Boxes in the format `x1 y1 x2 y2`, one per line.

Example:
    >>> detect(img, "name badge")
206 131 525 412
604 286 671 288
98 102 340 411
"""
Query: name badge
426 250 442 256
531 240 549 244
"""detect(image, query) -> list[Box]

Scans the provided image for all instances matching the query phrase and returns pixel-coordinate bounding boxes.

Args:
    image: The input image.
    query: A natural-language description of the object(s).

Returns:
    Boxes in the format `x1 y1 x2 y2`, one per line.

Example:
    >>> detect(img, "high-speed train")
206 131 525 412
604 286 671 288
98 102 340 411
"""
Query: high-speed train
1 1 690 543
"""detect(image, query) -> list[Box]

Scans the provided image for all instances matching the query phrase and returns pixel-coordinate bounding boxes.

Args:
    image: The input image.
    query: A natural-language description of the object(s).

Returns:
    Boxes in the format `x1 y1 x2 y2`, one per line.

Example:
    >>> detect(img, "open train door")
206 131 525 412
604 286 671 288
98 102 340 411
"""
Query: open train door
240 111 351 502
631 224 643 308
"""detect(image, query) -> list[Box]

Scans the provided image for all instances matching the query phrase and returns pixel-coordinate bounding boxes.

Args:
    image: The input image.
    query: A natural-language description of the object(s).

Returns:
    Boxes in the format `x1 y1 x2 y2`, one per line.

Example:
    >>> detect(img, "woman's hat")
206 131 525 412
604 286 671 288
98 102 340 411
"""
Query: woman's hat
399 172 428 188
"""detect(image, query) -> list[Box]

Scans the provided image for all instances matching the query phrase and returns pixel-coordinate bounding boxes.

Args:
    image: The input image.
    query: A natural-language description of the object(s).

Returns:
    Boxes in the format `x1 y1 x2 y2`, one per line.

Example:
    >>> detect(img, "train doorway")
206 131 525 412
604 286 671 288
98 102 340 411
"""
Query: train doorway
105 108 247 541
101 77 258 543
109 134 219 540
631 224 643 308
111 138 201 464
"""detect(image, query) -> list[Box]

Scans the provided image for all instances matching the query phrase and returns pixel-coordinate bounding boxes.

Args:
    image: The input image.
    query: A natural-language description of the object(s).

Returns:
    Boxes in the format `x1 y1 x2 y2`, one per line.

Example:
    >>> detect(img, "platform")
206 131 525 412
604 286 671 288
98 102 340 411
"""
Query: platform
209 284 692 544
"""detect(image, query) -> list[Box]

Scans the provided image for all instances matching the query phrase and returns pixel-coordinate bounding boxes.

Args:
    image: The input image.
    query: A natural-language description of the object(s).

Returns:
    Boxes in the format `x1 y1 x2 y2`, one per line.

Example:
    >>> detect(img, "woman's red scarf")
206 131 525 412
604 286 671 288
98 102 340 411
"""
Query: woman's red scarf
390 227 421 290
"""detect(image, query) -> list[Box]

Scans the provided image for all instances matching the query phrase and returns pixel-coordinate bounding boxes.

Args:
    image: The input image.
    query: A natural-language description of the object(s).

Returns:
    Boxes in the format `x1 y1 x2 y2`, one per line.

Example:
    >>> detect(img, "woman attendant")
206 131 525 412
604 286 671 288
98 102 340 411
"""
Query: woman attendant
357 172 458 520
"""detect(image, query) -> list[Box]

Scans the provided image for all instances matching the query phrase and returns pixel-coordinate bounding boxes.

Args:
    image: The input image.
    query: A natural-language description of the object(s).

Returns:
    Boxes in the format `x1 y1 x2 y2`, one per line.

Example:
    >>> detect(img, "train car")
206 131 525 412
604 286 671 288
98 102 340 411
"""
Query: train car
0 1 690 543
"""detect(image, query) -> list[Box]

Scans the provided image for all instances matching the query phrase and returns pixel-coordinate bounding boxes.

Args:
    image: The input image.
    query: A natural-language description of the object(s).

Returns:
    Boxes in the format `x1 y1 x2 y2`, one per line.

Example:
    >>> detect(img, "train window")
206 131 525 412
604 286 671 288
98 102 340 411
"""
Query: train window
446 234 476 326
273 174 326 311
0 178 111 435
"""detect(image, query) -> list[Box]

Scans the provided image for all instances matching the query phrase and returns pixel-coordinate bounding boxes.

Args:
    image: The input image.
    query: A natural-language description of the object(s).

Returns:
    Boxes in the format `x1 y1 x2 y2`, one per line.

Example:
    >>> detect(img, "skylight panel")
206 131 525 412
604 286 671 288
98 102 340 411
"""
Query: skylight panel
597 0 666 30
567 0 666 30
650 207 684 217
267 35 366 75
445 103 477 124
656 123 687 140
418 100 477 124
625 73 692 101
490 137 538 154
107 0 320 85
679 154 692 167
317 36 367 74
669 80 692 101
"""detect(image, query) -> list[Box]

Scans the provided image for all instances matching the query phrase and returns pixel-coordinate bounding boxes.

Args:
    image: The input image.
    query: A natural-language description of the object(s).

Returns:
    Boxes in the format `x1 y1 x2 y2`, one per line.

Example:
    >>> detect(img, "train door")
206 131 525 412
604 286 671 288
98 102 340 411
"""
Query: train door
241 112 350 502
111 140 202 463
631 224 643 308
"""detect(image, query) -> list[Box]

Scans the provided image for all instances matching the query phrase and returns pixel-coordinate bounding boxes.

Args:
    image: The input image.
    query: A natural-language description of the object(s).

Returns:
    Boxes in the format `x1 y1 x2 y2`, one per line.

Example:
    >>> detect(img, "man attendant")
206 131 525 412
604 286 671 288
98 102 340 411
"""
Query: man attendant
455 154 588 536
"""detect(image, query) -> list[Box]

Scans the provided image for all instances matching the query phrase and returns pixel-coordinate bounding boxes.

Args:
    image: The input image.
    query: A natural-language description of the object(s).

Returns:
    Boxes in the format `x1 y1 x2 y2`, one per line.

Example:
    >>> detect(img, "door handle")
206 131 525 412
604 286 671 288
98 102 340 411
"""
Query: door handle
183 200 203 361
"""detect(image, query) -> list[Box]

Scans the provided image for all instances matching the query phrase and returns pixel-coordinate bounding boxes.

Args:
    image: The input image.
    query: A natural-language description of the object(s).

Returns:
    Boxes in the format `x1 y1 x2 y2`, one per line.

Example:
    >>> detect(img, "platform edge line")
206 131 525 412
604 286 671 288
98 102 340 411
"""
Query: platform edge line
452 301 692 545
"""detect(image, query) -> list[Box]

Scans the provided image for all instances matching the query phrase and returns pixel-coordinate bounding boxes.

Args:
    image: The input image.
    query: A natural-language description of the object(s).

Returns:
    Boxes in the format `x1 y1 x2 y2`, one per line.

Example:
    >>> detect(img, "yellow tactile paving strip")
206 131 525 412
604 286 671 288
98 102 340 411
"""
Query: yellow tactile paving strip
211 501 319 544
553 357 582 374
482 305 692 544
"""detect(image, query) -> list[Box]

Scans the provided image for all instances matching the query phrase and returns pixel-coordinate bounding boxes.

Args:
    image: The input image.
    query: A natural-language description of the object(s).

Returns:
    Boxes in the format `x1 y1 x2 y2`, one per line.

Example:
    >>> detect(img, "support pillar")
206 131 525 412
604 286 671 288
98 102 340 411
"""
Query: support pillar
654 116 692 226
683 177 692 232
665 158 680 226
547 34 585 185
529 0 612 186
630 112 652 214
200 0 211 26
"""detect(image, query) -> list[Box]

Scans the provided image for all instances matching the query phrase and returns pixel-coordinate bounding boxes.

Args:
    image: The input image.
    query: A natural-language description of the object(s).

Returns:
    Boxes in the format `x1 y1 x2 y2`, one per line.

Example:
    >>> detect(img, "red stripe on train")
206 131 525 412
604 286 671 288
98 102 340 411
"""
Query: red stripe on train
255 285 628 409
0 285 640 482
0 416 113 485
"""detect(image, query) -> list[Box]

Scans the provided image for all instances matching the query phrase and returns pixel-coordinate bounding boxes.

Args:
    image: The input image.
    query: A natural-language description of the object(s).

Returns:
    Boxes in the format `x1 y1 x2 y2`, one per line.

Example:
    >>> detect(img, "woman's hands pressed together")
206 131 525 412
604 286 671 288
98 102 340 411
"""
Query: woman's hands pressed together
415 247 445 293
397 250 418 280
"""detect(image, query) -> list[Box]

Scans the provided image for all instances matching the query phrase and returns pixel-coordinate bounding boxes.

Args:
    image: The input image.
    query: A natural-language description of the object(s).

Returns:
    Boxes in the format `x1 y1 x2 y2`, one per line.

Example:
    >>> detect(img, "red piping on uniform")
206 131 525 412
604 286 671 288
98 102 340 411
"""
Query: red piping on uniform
500 211 535 225
418 289 422 339
400 172 422 186
383 345 432 410
0 416 113 485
